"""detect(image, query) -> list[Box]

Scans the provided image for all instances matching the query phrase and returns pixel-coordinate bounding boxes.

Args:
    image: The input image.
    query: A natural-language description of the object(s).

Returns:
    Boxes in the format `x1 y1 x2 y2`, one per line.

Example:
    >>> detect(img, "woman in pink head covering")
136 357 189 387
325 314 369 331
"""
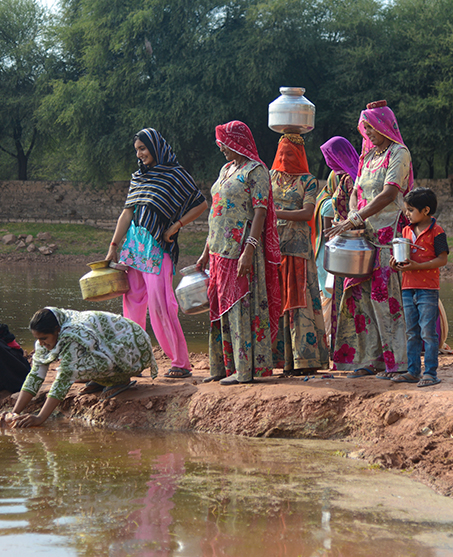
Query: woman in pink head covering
325 101 413 380
197 121 280 385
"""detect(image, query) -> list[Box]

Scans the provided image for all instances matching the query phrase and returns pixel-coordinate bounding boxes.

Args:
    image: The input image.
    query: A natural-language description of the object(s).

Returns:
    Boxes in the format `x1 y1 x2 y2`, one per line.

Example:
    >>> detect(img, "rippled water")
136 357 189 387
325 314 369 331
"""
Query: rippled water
1 421 453 556
0 263 209 353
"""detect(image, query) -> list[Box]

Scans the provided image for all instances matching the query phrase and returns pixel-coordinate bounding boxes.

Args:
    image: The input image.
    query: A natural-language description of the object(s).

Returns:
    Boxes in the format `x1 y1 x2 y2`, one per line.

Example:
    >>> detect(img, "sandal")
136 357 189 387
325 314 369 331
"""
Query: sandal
164 368 192 378
347 367 376 379
375 371 405 380
101 380 137 399
417 376 441 387
390 372 419 383
80 381 104 394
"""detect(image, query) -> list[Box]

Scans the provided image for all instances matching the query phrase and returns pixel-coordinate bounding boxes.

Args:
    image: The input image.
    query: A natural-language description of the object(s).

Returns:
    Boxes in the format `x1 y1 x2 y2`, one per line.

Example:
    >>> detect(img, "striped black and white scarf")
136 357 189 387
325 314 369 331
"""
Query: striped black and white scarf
125 128 205 265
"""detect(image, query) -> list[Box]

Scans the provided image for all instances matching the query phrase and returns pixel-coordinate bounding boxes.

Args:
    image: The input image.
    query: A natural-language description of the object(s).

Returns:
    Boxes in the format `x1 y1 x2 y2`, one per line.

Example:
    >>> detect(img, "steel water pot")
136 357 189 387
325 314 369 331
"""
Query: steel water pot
268 86 316 134
175 264 210 315
324 230 376 278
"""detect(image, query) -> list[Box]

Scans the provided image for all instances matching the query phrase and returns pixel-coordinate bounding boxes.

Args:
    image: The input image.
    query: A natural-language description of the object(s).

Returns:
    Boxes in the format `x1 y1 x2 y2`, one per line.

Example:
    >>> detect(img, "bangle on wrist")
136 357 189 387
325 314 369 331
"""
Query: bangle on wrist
245 236 258 249
178 220 183 228
110 242 118 247
347 211 364 229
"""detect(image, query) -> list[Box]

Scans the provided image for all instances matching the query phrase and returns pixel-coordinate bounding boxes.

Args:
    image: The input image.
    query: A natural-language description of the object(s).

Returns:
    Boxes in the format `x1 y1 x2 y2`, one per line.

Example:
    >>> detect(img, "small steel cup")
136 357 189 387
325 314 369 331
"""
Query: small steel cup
392 238 411 262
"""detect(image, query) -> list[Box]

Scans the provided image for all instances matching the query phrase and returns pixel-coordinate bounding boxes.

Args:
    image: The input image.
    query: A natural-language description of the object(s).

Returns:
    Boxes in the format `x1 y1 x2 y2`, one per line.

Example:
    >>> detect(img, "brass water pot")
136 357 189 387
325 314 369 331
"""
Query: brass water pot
79 260 130 302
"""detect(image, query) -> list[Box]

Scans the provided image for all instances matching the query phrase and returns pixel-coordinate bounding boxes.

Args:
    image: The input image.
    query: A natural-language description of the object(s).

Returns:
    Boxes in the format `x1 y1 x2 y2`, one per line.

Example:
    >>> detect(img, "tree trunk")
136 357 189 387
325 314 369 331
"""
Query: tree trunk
13 120 28 181
426 154 434 179
17 149 28 181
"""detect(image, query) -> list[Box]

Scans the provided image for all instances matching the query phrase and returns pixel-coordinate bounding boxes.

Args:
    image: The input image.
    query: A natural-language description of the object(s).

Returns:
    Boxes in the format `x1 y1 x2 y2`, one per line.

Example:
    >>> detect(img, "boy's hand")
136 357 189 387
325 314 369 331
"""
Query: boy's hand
390 255 406 270
390 255 412 271
396 260 419 271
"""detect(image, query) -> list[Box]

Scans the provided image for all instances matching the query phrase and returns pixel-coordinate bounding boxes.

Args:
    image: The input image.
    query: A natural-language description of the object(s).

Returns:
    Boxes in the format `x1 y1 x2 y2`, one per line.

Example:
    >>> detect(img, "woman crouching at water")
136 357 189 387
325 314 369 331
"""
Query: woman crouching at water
1 307 157 428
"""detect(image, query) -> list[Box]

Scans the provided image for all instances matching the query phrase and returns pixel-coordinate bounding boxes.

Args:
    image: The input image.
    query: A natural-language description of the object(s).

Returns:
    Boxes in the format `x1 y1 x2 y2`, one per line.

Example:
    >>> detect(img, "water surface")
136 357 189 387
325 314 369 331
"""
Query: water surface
0 263 209 352
2 262 453 354
1 422 453 556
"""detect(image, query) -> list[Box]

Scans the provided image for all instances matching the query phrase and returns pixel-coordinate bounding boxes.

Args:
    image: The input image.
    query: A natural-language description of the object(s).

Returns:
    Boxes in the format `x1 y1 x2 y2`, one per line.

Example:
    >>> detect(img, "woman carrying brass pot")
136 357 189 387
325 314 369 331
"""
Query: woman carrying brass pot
325 100 412 379
106 128 207 379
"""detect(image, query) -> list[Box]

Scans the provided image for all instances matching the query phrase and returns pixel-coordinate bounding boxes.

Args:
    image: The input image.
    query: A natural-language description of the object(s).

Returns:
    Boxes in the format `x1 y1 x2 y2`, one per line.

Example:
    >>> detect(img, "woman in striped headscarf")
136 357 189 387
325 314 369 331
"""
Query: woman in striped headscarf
107 128 207 379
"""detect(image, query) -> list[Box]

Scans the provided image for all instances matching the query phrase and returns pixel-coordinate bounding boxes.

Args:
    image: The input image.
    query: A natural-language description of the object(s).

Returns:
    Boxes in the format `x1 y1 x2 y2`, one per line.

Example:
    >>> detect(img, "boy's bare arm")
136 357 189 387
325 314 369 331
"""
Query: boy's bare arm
391 251 448 272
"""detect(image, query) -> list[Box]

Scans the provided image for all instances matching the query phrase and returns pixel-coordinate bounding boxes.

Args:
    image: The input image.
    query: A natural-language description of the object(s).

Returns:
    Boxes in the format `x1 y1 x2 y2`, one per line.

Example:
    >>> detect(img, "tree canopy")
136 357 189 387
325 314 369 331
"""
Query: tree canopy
1 0 453 182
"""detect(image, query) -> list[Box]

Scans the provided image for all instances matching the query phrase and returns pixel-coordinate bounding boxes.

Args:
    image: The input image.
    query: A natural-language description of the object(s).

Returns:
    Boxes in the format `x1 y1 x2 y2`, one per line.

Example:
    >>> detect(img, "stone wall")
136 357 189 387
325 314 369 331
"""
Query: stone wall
1 178 452 233
0 179 212 230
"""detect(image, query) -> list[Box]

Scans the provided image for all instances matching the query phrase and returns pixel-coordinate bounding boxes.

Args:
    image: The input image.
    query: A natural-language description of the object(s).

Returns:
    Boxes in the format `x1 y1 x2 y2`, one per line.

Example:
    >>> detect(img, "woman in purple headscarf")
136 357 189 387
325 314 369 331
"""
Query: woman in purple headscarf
314 136 360 351
325 100 413 379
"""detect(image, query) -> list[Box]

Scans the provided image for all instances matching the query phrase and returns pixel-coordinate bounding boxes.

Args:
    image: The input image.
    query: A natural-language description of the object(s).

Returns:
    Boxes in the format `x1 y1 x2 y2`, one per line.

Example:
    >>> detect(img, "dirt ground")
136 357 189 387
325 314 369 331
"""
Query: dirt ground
1 251 453 499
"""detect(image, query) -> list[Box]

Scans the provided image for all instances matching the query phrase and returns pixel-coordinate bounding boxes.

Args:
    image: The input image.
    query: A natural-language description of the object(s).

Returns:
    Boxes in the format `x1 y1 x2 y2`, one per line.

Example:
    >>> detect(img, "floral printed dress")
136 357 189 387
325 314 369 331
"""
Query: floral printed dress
271 172 329 372
333 143 411 372
207 161 274 381
22 308 157 400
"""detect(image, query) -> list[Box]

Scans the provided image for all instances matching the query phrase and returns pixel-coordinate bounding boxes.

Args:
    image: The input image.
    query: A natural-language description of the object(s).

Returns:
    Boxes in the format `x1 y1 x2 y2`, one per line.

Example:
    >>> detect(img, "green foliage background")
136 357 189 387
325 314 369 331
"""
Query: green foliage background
1 0 452 183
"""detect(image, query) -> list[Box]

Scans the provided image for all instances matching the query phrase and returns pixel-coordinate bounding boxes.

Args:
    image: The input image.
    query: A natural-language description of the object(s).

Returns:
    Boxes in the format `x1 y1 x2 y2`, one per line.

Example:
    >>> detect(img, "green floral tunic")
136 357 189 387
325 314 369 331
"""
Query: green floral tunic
22 308 157 400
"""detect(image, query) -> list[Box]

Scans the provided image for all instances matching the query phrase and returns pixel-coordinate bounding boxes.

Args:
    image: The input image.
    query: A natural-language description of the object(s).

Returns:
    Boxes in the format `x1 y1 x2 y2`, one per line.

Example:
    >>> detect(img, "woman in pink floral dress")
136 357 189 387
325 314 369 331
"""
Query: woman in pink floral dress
198 121 281 385
325 101 413 379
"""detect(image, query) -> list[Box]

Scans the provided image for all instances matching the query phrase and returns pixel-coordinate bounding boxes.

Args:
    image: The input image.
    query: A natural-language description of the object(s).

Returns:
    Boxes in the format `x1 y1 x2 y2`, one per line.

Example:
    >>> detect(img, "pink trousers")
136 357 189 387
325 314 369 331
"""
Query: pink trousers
123 254 191 370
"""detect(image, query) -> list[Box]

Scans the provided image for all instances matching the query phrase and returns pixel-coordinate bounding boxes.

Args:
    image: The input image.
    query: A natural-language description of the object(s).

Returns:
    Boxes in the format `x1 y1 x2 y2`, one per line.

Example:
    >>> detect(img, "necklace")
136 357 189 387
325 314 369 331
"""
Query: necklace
375 144 391 157
277 172 296 191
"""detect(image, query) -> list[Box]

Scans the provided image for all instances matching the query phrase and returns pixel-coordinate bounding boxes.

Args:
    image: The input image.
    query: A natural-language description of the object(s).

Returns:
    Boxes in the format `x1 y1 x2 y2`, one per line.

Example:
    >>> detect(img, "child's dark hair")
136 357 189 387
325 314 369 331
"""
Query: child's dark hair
29 308 59 334
404 187 437 215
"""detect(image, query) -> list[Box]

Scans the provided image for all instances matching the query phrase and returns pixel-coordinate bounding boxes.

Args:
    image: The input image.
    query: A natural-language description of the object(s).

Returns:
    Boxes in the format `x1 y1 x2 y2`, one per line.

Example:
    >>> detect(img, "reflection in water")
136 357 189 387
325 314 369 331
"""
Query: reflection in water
0 263 209 353
0 423 451 556
114 453 185 556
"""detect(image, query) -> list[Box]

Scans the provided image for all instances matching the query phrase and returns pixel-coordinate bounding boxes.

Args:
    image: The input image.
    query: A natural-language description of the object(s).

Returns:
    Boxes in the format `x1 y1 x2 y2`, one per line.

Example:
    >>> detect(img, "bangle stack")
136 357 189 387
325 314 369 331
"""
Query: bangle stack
110 242 118 247
245 236 258 249
347 211 365 229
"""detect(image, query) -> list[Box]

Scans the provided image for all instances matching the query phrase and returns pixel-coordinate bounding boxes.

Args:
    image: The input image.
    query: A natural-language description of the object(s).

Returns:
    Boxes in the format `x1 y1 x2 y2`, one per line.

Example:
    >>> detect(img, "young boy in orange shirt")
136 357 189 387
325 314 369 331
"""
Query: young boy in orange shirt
390 187 448 387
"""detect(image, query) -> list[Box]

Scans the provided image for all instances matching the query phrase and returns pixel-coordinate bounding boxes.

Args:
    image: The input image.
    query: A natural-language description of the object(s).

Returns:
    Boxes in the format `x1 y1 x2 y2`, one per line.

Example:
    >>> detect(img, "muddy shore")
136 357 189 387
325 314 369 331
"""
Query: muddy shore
1 251 453 498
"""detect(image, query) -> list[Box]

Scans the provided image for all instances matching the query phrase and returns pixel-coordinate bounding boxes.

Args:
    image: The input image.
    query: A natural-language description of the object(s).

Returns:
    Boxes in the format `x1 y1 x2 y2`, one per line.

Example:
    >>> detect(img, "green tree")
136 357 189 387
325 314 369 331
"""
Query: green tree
0 0 52 180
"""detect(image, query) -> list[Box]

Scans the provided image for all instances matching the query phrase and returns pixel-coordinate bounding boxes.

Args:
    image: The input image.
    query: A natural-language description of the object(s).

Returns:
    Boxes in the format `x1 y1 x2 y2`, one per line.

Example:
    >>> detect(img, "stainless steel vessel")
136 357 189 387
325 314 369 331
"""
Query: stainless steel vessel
324 230 376 278
175 265 210 315
392 238 411 262
268 87 316 134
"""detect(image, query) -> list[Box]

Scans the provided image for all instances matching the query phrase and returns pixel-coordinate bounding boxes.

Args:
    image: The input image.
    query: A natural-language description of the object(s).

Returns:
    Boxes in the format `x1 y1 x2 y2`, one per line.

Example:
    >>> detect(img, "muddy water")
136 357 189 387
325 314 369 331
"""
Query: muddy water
0 263 209 353
2 262 453 354
1 421 453 557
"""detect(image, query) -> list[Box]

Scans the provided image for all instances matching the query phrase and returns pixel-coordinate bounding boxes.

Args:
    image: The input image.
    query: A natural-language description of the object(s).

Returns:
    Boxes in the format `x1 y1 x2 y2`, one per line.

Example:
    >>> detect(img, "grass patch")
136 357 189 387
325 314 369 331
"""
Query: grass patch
178 228 207 256
0 222 208 258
